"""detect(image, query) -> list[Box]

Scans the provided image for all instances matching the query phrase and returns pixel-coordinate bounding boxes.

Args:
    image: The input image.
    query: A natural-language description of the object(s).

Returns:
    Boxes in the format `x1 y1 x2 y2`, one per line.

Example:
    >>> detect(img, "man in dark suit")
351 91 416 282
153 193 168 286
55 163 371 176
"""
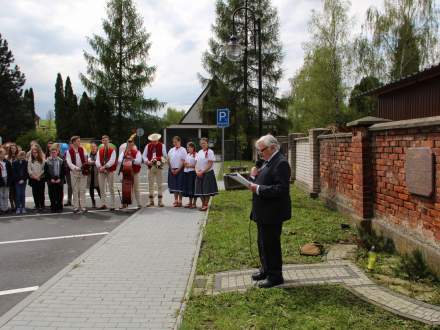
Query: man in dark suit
249 134 291 288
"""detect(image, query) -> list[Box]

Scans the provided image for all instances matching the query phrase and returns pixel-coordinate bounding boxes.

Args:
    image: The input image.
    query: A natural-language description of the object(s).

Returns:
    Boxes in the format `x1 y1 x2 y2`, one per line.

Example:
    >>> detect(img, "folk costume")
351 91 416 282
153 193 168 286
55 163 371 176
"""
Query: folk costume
96 144 117 209
194 148 218 198
118 138 142 208
142 133 167 207
167 145 187 194
183 151 197 197
66 145 88 212
44 155 65 212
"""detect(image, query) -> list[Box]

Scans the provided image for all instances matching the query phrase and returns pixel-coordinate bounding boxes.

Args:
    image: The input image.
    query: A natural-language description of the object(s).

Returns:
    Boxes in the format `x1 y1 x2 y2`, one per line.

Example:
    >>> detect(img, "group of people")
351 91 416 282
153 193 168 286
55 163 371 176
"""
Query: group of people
0 132 218 215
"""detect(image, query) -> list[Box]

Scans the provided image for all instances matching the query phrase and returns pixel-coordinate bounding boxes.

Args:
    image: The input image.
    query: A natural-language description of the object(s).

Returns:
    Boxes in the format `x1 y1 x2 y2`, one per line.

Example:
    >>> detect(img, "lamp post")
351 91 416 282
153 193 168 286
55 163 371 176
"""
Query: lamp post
225 4 263 139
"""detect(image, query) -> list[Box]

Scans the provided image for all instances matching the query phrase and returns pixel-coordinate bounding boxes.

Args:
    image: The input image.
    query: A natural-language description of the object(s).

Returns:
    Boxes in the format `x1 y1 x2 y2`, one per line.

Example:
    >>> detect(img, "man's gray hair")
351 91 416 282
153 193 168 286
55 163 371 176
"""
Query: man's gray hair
255 134 280 151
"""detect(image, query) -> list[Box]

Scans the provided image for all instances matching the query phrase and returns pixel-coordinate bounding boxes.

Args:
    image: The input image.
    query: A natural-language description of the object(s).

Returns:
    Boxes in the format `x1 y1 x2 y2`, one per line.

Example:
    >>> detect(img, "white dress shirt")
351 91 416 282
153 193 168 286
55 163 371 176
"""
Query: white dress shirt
195 149 215 172
168 147 187 169
142 144 167 163
118 149 142 165
66 148 86 171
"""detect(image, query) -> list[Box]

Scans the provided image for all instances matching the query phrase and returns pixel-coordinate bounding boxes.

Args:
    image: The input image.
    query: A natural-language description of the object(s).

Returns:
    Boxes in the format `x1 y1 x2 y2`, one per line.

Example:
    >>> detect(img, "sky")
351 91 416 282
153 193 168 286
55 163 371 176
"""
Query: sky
0 0 383 118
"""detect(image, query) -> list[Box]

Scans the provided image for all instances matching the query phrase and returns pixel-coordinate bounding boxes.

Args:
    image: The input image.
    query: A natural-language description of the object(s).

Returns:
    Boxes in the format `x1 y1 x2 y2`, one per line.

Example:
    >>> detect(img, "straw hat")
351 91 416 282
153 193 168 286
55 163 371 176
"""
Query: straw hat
148 133 161 142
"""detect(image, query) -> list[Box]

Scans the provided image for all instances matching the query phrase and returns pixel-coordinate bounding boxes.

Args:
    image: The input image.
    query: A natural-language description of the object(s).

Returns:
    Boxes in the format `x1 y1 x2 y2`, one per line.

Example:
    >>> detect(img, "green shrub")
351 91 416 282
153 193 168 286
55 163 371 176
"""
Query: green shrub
393 250 438 282
16 129 55 151
357 227 395 253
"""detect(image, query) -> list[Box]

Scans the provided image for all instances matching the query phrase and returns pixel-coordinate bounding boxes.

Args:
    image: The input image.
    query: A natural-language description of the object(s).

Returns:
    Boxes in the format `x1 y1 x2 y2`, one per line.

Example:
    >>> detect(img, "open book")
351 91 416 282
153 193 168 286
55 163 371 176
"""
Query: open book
226 172 252 188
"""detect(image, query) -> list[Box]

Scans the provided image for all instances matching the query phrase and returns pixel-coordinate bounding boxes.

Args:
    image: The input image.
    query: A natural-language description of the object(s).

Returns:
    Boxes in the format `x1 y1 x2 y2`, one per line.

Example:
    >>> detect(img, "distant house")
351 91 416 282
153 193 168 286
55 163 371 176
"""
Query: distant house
367 64 440 121
163 83 217 148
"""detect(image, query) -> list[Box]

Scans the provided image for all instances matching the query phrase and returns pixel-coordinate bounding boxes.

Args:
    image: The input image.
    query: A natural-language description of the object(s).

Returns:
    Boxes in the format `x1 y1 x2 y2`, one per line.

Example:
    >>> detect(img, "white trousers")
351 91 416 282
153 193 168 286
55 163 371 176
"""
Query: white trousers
71 170 87 209
148 167 163 198
98 171 115 208
0 187 9 211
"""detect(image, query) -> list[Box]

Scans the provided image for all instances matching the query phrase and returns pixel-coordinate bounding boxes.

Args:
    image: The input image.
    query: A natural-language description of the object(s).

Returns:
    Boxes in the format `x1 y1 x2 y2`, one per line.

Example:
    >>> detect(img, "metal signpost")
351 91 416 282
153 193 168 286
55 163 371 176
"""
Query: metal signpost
136 128 144 149
217 108 230 166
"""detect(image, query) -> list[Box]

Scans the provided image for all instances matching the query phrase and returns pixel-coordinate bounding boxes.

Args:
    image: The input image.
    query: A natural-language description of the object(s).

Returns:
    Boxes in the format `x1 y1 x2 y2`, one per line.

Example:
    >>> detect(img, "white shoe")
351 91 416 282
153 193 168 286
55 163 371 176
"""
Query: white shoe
21 208 26 214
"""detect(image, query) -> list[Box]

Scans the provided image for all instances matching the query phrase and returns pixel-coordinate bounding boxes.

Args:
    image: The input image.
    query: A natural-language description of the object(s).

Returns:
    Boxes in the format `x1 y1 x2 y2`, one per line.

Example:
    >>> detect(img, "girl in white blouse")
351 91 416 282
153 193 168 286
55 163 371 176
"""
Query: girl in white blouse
182 142 197 208
194 138 218 211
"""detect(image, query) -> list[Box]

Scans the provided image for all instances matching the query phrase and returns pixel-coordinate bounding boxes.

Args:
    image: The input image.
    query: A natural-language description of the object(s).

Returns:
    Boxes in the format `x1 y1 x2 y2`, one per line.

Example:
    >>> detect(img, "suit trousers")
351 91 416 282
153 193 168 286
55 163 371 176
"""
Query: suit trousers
257 222 283 280
98 171 115 208
48 183 63 211
148 167 163 198
71 170 87 210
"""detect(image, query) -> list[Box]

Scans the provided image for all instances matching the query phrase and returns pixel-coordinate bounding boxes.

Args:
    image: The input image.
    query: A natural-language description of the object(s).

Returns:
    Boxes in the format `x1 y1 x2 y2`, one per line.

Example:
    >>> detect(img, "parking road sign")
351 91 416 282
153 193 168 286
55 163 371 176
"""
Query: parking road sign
217 108 230 128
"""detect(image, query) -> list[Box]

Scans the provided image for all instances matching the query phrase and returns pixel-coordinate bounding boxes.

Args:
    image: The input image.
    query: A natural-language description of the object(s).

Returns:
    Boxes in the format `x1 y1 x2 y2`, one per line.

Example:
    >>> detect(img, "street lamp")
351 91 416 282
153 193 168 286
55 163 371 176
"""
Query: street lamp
225 5 263 138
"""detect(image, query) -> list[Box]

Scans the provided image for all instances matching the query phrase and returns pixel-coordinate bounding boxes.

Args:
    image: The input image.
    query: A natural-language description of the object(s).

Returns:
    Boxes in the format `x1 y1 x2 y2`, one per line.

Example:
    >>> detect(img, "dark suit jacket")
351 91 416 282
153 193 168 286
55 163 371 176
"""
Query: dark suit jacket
12 160 28 184
250 152 291 224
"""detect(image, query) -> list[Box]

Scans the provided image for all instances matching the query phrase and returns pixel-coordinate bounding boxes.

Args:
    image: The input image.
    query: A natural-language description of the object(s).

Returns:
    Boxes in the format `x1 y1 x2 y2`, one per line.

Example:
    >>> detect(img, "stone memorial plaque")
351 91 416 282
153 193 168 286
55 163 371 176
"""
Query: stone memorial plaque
405 147 434 197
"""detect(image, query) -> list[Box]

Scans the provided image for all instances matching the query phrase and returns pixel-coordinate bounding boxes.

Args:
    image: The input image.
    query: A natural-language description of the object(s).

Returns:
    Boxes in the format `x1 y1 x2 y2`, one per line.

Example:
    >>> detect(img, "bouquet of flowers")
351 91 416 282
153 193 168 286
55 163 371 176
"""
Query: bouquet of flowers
152 158 165 169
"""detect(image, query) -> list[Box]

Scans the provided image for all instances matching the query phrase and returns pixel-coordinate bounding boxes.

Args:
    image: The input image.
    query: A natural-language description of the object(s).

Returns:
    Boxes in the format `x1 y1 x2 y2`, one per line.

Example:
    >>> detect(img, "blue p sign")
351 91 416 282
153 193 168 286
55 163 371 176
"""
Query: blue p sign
217 108 230 128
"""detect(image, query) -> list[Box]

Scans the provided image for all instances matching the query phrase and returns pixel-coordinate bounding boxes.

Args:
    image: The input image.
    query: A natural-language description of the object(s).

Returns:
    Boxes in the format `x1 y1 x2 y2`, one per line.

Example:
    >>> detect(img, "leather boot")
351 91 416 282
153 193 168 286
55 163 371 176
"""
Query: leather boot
158 196 164 207
147 197 154 207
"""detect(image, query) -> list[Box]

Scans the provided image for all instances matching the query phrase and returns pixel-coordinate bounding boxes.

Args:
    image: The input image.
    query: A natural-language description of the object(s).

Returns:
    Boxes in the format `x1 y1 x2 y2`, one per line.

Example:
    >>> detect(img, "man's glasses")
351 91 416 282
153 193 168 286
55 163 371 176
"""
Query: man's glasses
257 146 268 154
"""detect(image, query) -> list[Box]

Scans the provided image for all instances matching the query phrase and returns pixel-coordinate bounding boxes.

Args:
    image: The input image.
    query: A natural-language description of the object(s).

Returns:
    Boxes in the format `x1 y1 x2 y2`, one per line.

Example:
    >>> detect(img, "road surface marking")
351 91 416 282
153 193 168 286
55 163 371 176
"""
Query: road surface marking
0 232 109 245
0 286 39 296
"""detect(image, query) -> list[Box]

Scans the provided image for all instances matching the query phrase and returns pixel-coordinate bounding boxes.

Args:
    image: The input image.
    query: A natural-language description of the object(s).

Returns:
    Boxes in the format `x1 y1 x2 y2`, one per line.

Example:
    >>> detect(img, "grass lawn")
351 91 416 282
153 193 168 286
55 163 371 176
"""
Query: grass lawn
181 286 432 330
196 185 357 275
217 160 255 179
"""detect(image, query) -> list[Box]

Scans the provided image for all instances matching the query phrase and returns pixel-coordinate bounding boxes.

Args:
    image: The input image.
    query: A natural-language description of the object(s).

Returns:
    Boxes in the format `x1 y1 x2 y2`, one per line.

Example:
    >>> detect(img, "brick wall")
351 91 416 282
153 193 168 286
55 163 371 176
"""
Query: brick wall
319 133 354 212
371 127 440 242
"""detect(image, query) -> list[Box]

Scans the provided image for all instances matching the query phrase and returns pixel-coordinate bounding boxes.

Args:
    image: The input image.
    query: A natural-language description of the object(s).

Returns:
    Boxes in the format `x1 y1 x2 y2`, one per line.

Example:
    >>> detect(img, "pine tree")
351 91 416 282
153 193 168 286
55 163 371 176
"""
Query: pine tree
202 0 283 157
0 33 27 141
77 92 94 137
64 76 78 139
54 73 66 140
80 0 159 142
21 89 36 132
93 89 113 138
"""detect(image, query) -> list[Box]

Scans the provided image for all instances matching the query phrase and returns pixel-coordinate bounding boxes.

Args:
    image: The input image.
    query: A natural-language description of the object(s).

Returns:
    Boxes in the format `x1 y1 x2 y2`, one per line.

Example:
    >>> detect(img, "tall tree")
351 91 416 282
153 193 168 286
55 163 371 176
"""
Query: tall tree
357 0 439 81
54 73 67 140
288 0 353 131
162 107 185 126
348 76 381 118
202 0 283 157
77 92 94 137
0 33 28 141
64 76 78 139
80 0 159 142
21 88 36 131
93 89 113 138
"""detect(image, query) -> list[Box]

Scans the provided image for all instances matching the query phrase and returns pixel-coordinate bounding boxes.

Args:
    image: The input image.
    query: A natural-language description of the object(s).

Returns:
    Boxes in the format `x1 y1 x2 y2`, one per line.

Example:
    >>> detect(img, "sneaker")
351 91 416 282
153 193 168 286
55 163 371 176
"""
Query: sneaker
16 209 20 214
81 208 88 213
22 208 27 214
73 209 80 213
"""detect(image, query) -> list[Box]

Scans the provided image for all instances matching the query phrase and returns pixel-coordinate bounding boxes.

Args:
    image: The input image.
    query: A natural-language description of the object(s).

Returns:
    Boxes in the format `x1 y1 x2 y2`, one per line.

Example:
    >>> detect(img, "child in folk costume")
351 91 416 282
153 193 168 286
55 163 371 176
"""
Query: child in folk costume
167 136 187 207
142 133 167 207
44 145 65 213
195 138 218 211
182 142 197 209
87 142 101 209
118 137 142 209
96 135 117 210
12 151 29 214
65 136 89 213
0 148 13 214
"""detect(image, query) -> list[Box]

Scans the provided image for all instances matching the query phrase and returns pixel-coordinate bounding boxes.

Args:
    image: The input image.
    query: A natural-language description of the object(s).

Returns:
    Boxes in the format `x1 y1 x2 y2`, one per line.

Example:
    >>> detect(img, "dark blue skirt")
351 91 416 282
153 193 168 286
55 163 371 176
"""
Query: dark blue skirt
182 171 196 197
168 169 184 193
195 170 218 196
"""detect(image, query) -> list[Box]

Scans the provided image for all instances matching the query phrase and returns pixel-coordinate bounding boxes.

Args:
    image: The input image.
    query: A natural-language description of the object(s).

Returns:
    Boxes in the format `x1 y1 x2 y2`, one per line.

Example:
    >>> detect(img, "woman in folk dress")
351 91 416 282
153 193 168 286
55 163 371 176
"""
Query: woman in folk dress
194 138 218 211
167 136 187 207
182 141 197 209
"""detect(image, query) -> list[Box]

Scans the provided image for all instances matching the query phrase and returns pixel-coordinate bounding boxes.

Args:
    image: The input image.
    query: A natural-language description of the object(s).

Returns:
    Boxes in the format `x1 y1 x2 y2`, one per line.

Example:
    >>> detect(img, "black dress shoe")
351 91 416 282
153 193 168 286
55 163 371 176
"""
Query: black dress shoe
251 271 267 281
258 278 284 289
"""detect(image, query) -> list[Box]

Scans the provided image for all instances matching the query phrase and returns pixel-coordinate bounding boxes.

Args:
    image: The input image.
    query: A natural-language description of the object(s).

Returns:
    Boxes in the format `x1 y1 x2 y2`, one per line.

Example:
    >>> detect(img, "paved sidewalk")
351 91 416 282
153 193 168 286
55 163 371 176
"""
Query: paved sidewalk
0 193 206 329
194 244 440 326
